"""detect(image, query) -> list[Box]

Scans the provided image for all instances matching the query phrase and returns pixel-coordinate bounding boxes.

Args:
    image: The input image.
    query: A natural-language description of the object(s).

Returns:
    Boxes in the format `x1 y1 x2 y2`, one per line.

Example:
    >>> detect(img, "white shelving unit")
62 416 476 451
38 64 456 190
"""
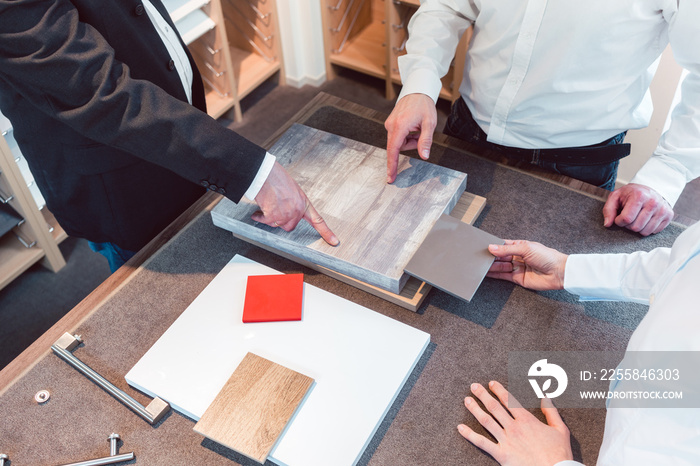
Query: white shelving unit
166 0 285 121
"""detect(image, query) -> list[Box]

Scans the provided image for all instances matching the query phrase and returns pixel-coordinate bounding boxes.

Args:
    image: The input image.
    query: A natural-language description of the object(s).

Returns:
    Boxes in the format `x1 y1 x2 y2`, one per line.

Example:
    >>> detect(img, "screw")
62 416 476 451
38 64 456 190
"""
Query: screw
0 453 8 466
108 433 120 456
34 389 51 404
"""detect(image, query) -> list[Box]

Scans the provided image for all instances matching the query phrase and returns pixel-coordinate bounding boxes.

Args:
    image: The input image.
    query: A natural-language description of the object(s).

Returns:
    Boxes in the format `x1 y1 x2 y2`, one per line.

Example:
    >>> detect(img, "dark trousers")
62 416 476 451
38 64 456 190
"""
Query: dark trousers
88 241 137 273
444 98 629 191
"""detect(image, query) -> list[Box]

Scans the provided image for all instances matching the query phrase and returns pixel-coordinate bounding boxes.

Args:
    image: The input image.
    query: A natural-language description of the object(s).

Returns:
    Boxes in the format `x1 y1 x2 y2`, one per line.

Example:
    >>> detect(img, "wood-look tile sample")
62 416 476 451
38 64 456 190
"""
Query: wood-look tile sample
212 124 467 294
404 214 505 302
193 352 313 464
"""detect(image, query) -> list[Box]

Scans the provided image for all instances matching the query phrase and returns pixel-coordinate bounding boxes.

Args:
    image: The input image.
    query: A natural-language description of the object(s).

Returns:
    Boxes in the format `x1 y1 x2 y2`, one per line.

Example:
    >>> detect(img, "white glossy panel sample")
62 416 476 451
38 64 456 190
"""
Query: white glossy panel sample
126 255 430 466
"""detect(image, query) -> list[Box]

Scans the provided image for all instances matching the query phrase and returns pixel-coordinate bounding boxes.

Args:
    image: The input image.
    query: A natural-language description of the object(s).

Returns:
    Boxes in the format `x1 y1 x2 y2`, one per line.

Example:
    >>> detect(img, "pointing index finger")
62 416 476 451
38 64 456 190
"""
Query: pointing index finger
304 200 339 246
386 126 410 184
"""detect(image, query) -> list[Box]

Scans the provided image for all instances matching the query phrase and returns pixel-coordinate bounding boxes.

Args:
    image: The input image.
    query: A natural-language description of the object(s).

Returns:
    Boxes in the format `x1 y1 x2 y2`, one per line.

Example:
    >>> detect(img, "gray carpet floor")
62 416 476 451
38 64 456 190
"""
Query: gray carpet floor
1 67 697 371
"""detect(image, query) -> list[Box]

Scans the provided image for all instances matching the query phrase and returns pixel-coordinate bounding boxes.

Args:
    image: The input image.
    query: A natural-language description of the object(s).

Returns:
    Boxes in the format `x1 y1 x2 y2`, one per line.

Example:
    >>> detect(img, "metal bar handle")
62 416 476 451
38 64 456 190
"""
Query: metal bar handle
332 0 366 53
247 1 271 24
201 73 231 97
393 37 407 53
226 20 275 61
224 3 273 44
329 0 356 32
206 44 222 55
0 185 13 203
13 221 37 248
51 333 170 425
392 5 411 31
59 452 135 466
328 0 345 11
205 61 227 77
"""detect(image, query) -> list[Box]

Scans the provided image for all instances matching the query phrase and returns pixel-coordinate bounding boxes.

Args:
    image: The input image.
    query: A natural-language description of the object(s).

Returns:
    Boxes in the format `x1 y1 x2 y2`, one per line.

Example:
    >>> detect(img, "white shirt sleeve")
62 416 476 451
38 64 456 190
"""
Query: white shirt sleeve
630 1 700 206
554 461 585 466
396 0 476 103
563 247 672 304
243 152 276 201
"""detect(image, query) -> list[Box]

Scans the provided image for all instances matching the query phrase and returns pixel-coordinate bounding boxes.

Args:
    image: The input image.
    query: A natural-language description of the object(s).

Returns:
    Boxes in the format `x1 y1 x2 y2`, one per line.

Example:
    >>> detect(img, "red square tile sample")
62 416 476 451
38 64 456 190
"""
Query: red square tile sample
242 274 304 323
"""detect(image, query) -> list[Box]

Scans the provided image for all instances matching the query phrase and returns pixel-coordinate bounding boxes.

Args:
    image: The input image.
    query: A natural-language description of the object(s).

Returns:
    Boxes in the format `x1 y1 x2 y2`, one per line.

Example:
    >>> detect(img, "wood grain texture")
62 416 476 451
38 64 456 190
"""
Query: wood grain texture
226 191 486 311
193 352 313 464
212 124 467 294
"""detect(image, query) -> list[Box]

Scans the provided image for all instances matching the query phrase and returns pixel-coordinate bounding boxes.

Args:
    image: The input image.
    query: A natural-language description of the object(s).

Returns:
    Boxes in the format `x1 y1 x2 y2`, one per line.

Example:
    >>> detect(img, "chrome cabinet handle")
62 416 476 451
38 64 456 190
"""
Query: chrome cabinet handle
52 333 170 425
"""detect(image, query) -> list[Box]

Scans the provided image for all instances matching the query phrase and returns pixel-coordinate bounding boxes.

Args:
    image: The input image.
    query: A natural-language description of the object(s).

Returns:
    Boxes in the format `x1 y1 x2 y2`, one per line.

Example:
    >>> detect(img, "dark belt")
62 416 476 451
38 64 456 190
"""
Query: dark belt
453 98 631 166
488 138 631 166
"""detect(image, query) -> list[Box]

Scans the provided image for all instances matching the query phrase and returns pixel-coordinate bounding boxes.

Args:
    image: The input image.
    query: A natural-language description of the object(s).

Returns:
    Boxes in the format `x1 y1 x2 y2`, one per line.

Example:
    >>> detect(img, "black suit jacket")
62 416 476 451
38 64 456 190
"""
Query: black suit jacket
0 0 266 251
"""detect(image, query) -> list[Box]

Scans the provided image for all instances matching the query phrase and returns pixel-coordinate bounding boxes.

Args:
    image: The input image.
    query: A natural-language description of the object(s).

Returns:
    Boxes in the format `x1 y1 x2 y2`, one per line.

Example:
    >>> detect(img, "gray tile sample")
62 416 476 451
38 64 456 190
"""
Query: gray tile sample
211 124 468 294
404 214 504 302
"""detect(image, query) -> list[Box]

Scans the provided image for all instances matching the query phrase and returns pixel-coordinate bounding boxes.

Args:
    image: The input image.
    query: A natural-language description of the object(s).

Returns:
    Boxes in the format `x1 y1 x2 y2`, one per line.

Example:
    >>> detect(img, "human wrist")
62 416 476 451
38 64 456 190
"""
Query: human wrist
243 152 276 201
396 67 441 104
555 254 568 290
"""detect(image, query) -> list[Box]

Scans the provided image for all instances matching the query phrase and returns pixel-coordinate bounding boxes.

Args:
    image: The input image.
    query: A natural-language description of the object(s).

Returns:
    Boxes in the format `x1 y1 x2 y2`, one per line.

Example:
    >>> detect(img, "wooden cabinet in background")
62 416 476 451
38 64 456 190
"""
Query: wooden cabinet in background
0 122 67 292
320 0 470 102
166 0 285 122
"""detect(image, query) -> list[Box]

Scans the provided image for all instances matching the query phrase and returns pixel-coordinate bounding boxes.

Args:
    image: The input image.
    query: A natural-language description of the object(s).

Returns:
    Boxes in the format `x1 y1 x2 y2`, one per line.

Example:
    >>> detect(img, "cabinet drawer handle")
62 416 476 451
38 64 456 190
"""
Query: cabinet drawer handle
205 62 227 77
328 0 345 10
52 333 170 425
0 186 14 204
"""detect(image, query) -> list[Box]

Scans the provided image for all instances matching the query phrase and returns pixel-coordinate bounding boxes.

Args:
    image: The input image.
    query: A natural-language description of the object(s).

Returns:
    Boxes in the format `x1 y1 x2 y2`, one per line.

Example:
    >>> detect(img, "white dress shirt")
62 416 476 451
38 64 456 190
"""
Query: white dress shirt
142 0 274 200
398 0 700 206
556 220 700 465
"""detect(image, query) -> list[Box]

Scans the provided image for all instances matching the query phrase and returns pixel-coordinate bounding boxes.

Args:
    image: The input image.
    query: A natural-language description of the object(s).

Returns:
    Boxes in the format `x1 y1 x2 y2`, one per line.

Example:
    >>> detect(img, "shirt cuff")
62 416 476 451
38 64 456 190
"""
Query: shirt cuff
629 156 689 206
243 152 276 201
563 254 629 302
554 461 585 466
396 65 443 104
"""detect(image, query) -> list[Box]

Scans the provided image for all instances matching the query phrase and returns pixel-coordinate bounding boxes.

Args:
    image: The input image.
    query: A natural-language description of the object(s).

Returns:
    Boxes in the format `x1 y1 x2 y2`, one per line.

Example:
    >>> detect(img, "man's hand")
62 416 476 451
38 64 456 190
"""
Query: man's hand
384 93 437 183
602 183 673 236
487 240 567 291
253 162 339 246
458 381 573 466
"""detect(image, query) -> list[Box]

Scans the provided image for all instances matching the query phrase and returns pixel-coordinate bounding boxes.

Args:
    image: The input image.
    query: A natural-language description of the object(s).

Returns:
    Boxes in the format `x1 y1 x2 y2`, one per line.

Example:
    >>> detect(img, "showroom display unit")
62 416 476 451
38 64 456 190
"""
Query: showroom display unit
320 0 470 101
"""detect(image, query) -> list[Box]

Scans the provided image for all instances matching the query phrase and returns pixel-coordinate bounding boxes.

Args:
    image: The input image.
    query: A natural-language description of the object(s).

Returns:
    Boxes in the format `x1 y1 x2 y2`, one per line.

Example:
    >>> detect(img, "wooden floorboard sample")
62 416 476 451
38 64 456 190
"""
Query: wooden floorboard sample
212 124 467 294
194 352 313 464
